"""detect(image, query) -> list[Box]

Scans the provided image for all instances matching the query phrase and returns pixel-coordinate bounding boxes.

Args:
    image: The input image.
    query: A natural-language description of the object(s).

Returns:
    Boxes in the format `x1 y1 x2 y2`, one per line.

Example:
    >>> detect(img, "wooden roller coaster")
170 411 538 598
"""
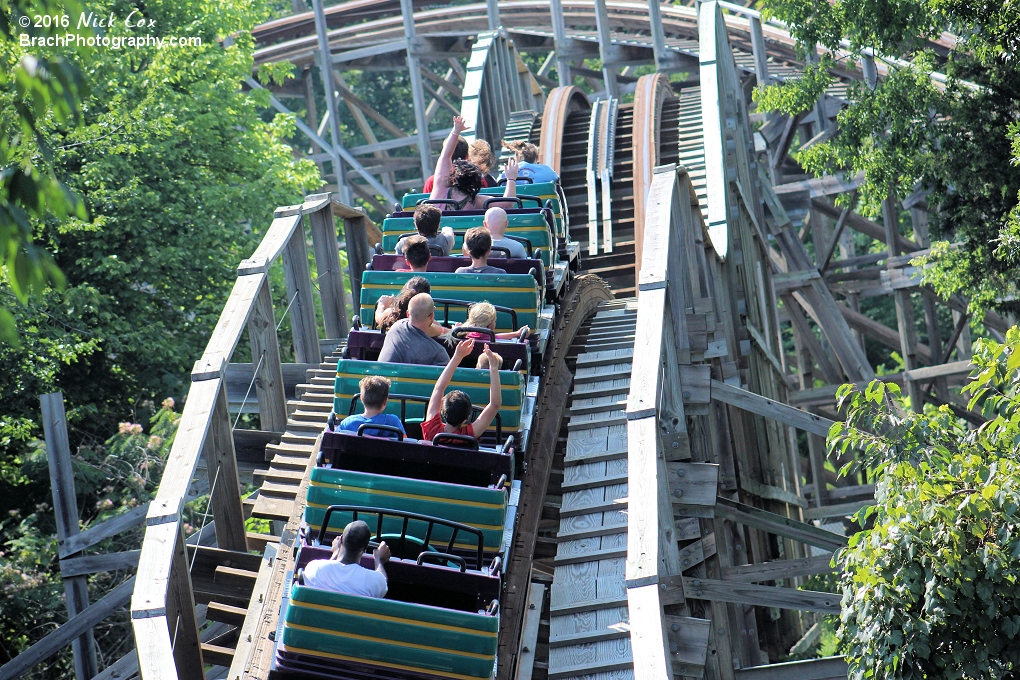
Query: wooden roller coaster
3 2 1002 680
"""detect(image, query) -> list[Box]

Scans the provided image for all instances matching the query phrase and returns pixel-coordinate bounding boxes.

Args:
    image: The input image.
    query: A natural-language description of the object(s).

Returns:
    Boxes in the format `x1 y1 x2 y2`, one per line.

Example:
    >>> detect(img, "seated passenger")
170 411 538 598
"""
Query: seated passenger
469 139 499 188
430 116 519 211
422 136 469 193
397 235 430 273
484 206 527 259
422 338 502 443
476 351 502 370
463 301 529 341
338 376 406 439
378 293 451 366
396 204 455 257
456 227 507 275
303 520 391 598
500 140 559 184
378 283 446 338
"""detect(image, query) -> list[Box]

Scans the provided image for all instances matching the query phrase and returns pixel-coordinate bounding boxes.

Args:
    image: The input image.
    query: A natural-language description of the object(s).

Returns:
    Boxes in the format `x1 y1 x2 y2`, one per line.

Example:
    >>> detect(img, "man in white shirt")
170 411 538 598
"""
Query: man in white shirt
303 520 391 598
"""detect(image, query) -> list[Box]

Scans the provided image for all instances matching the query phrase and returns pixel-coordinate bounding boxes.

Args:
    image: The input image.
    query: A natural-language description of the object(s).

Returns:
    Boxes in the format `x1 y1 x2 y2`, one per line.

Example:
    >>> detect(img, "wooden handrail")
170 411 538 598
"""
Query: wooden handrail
625 164 700 680
130 194 369 679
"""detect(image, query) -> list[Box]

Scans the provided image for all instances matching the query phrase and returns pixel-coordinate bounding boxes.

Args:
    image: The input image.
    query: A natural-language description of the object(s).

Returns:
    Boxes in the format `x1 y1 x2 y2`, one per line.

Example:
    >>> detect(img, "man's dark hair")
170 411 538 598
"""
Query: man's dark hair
453 136 469 161
403 235 431 269
449 160 484 200
464 226 492 260
359 375 391 409
442 390 473 428
343 520 372 555
414 204 442 238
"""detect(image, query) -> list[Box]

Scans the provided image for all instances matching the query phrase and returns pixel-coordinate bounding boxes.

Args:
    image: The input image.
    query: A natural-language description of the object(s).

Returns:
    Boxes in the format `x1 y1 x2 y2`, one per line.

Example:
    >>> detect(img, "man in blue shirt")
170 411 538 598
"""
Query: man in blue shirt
339 376 406 439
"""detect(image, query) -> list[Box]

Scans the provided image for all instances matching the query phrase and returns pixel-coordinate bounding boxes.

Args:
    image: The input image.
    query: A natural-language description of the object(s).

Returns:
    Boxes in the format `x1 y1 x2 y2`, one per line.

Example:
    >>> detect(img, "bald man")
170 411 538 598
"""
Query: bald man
378 293 451 366
484 206 527 259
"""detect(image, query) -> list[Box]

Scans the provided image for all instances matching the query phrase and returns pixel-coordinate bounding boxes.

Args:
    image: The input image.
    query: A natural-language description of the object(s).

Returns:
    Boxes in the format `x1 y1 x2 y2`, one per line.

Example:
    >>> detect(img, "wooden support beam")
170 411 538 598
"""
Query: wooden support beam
714 497 848 551
60 550 142 578
734 657 848 680
203 382 247 552
40 392 99 679
57 502 149 559
681 577 840 614
420 78 461 117
310 0 348 204
331 73 407 140
880 192 924 411
721 554 835 583
665 616 712 676
399 0 433 177
281 219 320 364
812 196 918 253
781 294 842 385
711 380 835 437
515 582 546 680
0 578 134 680
247 277 288 433
836 303 932 363
419 66 463 99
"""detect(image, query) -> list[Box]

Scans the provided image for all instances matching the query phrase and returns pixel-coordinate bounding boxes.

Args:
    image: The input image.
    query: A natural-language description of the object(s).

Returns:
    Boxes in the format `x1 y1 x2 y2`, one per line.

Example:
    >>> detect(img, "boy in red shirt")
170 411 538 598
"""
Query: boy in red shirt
421 338 502 443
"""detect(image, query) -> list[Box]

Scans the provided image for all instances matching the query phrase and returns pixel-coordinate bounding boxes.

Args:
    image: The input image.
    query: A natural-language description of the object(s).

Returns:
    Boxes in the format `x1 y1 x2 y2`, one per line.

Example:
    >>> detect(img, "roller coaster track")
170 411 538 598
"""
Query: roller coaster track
2 2 1000 680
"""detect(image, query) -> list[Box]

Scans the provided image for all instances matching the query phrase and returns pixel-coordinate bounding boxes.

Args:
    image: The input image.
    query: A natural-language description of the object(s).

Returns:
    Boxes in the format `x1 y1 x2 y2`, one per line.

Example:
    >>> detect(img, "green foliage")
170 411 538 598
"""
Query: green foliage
0 0 320 503
828 328 1020 678
757 0 1020 314
1 399 178 672
0 0 93 344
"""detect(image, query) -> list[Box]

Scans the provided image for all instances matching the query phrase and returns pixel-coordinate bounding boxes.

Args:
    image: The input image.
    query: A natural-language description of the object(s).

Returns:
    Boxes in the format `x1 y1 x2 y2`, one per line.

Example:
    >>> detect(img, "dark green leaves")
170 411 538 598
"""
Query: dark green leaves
831 330 1020 677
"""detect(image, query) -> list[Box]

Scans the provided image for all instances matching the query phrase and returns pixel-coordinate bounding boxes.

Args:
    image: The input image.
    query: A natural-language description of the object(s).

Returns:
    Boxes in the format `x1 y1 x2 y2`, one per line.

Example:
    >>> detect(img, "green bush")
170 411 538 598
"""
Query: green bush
829 328 1020 678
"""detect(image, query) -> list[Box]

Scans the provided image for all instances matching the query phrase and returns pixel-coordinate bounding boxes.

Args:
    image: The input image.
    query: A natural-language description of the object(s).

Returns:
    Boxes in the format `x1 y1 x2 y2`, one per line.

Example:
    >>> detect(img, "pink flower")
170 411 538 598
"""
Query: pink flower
130 424 143 435
118 422 132 434
162 397 175 410
147 435 163 449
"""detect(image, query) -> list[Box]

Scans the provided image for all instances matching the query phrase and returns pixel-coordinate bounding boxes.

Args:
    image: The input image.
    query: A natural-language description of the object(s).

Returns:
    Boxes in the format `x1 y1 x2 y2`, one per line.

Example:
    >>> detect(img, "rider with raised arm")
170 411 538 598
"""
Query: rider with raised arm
421 338 502 444
430 116 519 211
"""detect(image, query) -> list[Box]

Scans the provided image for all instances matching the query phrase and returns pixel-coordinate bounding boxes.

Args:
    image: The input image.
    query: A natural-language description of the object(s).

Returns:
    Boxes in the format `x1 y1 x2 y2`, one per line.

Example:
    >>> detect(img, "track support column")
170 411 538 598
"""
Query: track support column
549 0 572 88
399 0 434 178
311 0 350 204
593 0 618 98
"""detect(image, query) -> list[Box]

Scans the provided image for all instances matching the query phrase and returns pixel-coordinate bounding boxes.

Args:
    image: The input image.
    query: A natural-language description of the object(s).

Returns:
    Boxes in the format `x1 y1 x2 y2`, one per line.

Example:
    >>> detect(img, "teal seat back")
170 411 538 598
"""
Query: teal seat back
380 213 553 267
401 182 563 238
359 271 540 332
281 586 498 678
304 467 507 553
334 359 525 430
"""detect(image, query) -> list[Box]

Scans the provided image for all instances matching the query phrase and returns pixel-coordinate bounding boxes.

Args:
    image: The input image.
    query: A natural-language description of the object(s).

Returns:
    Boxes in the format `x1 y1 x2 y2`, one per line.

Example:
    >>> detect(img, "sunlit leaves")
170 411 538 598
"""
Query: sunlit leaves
758 0 1020 314
831 329 1020 677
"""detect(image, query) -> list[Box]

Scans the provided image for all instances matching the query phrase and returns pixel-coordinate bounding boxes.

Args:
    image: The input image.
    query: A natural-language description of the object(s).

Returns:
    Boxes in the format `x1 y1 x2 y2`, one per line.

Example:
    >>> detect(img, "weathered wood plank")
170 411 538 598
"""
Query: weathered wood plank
682 577 840 613
715 497 848 551
0 578 134 680
192 273 266 379
59 550 141 578
711 380 836 437
721 554 835 583
515 582 546 680
733 656 848 680
57 503 150 559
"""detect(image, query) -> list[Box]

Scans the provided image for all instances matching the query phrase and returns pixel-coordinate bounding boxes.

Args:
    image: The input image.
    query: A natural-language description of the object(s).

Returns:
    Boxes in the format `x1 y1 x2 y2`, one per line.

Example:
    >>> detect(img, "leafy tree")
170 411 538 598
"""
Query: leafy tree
755 0 1020 314
0 0 92 343
0 0 320 511
1 399 178 673
828 327 1020 678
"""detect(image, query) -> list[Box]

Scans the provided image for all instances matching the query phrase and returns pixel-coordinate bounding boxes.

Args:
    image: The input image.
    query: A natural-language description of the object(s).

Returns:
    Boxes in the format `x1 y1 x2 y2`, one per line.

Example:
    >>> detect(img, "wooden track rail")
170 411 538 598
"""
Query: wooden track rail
130 196 374 679
4 2 994 678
